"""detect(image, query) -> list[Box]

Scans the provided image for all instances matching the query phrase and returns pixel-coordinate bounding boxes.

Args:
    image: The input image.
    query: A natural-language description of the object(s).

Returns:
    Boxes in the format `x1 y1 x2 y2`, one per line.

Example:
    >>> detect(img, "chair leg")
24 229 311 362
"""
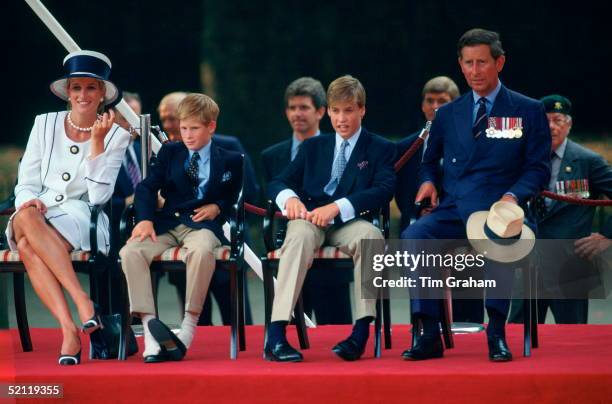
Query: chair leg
294 294 309 350
374 298 382 358
411 314 421 348
383 297 392 349
262 260 273 350
152 272 159 318
441 297 454 349
13 272 32 352
237 264 246 352
229 264 238 360
530 265 539 348
523 267 532 357
118 264 130 361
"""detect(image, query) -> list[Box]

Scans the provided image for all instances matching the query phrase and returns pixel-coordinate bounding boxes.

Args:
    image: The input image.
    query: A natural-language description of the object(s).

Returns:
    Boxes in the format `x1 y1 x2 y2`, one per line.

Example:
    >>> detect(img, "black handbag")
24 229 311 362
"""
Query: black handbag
90 313 138 359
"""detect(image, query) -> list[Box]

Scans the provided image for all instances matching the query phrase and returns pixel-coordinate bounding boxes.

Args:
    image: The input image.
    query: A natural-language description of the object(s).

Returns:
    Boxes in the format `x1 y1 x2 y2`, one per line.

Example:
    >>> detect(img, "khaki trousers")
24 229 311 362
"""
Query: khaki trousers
120 224 221 315
271 219 383 322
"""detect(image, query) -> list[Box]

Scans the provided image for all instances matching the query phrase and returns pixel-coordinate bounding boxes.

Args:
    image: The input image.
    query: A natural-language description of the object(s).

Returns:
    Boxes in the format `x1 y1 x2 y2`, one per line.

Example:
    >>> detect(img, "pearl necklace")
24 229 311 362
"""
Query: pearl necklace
66 111 101 132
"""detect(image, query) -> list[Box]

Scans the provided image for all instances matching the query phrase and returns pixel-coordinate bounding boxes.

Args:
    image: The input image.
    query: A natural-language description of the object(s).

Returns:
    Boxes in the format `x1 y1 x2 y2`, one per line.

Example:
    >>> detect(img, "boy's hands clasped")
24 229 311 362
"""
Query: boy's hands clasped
285 197 339 227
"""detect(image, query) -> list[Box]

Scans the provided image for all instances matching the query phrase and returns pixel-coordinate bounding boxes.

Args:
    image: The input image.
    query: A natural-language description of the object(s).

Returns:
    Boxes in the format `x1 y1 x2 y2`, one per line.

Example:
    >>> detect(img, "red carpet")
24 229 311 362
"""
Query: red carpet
1 325 611 403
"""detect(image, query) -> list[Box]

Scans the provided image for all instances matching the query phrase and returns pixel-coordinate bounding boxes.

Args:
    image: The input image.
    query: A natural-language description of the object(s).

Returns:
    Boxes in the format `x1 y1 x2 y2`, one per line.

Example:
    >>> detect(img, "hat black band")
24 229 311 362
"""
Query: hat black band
64 55 111 79
483 222 521 246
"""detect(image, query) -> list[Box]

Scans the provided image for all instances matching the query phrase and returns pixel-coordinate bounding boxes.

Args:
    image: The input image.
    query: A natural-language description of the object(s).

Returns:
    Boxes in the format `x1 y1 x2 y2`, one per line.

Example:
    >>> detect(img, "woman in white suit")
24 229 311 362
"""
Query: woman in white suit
5 50 130 365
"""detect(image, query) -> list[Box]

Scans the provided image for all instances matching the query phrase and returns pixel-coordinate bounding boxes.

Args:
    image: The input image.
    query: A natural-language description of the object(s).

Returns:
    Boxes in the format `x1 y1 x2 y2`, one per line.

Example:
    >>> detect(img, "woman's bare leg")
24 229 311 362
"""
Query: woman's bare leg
12 207 94 323
16 237 80 355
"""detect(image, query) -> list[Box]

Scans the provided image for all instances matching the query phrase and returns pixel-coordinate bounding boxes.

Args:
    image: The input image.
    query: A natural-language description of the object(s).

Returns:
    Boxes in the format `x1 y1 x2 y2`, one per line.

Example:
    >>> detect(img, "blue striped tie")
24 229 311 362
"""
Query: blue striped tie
473 97 487 138
324 140 350 195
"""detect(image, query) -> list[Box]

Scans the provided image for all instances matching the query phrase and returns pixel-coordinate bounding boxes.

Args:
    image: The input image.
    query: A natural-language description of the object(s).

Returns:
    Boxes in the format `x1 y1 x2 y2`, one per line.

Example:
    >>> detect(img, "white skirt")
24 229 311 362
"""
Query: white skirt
5 204 109 254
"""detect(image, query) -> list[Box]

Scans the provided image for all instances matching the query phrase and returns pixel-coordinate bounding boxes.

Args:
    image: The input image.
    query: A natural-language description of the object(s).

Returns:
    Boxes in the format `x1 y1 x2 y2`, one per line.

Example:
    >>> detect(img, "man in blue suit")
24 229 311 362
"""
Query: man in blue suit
265 75 396 362
396 77 485 324
261 77 353 325
401 28 551 362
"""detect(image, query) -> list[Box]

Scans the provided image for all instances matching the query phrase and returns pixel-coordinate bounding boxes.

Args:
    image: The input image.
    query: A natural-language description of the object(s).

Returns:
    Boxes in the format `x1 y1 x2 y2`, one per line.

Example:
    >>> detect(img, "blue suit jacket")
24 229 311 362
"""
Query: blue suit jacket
421 85 551 220
268 128 396 221
134 140 243 243
261 137 292 183
213 134 260 203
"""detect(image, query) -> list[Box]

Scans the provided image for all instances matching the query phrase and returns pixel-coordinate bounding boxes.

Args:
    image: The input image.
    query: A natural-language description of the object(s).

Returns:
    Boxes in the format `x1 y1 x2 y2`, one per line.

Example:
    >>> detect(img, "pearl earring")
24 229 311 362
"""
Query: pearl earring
100 98 104 103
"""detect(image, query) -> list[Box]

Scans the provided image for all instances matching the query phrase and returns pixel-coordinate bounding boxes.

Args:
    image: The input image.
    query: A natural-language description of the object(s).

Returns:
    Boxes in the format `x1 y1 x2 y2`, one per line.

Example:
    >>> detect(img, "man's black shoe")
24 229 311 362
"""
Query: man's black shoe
402 335 444 361
487 335 512 362
143 349 170 363
332 337 367 361
264 341 303 362
148 319 186 361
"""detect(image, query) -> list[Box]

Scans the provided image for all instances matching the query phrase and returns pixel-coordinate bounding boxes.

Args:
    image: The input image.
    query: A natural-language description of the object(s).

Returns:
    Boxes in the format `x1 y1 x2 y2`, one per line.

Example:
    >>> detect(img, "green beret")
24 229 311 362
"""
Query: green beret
541 94 572 115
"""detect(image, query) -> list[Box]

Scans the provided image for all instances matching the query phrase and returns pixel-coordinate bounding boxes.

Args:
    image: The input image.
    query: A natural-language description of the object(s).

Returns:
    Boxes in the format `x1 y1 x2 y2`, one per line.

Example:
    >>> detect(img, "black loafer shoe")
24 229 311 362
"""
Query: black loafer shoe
487 335 512 362
402 335 444 361
264 341 303 362
148 319 186 361
332 337 366 361
143 350 170 363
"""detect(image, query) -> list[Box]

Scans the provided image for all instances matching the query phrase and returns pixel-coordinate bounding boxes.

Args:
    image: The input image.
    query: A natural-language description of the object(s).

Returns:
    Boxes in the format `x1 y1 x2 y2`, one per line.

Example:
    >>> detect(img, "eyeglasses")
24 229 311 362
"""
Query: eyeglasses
547 117 569 126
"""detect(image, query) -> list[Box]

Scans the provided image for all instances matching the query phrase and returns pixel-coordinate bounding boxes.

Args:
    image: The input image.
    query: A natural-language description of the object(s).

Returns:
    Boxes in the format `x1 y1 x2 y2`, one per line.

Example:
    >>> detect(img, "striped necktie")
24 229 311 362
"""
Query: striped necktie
126 154 141 189
473 97 487 138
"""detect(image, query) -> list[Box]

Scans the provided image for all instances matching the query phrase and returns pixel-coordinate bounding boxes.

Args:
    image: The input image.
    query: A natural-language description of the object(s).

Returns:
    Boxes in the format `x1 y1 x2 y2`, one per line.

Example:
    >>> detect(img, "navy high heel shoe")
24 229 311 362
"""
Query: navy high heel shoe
58 350 81 365
81 303 103 335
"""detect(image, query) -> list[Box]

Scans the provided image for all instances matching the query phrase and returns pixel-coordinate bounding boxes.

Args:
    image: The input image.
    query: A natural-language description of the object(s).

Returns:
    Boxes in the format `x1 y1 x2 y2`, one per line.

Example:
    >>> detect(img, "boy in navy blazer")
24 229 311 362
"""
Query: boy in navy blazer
120 93 242 363
265 75 396 362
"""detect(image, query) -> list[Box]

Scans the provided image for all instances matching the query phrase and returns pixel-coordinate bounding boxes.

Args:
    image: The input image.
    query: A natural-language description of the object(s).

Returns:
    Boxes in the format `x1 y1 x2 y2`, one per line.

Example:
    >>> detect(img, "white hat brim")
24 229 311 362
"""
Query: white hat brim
50 74 119 106
466 211 535 263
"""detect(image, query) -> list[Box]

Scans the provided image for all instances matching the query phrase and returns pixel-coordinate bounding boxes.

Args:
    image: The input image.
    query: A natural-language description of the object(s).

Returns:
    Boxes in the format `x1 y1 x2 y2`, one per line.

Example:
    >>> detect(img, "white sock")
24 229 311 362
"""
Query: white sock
142 314 161 357
178 312 199 349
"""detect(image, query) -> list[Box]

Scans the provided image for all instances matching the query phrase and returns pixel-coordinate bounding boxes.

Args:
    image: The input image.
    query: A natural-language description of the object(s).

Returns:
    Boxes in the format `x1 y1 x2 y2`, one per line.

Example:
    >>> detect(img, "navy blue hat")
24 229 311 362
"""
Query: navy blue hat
50 50 119 105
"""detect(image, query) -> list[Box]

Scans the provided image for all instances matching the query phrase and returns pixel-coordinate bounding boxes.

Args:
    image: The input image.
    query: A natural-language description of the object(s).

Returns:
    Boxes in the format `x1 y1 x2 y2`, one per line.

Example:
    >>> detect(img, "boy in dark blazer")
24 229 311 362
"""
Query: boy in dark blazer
120 93 242 363
265 75 396 362
261 77 353 325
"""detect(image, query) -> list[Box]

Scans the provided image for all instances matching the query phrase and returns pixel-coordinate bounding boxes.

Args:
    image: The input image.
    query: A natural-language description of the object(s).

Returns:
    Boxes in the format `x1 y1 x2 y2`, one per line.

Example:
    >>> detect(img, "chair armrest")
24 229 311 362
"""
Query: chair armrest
229 187 245 258
381 204 390 239
89 204 105 262
119 203 137 247
264 200 284 252
0 195 15 216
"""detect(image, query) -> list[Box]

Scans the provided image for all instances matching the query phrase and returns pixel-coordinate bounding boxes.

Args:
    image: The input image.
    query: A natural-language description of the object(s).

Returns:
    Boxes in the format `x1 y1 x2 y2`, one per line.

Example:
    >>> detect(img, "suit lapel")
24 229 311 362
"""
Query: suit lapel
453 94 476 154
333 129 369 198
489 85 519 120
203 140 224 200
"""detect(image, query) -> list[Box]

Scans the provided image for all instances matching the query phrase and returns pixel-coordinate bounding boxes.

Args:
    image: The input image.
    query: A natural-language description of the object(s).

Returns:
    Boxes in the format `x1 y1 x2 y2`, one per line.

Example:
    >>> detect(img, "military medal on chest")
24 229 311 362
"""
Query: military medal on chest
485 117 523 138
555 177 590 198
